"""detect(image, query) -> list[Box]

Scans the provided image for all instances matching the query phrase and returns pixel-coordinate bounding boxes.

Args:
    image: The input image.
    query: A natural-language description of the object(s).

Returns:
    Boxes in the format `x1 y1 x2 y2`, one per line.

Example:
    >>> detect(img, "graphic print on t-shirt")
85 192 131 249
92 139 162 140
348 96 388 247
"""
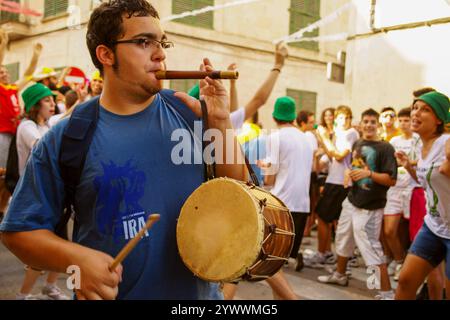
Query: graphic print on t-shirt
425 162 439 217
351 145 376 190
94 160 150 242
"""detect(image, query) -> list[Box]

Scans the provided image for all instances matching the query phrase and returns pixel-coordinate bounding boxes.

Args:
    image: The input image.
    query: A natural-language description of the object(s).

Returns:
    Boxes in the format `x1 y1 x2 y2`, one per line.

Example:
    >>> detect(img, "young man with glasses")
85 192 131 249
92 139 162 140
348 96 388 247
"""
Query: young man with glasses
1 0 245 300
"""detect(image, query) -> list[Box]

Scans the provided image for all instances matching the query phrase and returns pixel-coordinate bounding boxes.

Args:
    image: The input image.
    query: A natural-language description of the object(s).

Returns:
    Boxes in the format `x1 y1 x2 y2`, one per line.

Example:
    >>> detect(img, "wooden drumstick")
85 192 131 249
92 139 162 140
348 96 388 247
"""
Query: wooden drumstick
109 214 160 271
155 70 239 80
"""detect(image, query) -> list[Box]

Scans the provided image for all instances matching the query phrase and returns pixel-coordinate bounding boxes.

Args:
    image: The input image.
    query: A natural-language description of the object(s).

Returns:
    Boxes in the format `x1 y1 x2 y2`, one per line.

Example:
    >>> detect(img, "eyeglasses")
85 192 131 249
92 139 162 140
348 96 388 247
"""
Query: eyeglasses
113 38 174 50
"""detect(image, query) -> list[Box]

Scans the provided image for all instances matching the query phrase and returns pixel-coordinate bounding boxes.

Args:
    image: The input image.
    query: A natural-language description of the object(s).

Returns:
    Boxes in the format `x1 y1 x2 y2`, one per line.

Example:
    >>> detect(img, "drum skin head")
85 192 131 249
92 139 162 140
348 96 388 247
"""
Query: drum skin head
177 178 264 282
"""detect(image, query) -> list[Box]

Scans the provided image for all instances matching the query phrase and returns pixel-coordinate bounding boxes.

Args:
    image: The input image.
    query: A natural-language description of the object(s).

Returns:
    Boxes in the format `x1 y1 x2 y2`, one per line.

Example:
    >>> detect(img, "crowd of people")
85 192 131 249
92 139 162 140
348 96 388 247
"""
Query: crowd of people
0 0 449 301
0 26 103 300
253 88 449 300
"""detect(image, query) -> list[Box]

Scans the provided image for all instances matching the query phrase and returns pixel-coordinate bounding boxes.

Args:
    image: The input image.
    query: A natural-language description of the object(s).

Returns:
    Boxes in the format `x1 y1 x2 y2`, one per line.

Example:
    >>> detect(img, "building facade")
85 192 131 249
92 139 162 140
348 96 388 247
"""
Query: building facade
1 0 349 129
2 0 448 126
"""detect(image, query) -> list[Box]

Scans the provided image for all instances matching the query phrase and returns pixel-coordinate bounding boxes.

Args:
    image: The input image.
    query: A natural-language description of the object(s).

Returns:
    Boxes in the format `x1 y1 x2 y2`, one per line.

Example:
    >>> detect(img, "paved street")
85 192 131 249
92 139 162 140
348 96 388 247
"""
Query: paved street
0 230 387 300
234 232 382 300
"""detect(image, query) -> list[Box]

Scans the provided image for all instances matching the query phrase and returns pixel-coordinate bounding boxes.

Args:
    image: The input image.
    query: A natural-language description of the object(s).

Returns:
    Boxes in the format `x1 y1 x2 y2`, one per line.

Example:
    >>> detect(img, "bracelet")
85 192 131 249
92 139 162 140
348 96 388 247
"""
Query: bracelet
271 68 281 73
369 170 373 178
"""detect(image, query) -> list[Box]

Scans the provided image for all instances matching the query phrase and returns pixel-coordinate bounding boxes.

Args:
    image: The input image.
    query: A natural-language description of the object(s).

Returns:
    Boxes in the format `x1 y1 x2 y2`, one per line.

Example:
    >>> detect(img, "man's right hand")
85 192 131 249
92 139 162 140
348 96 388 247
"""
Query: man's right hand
75 249 123 300
33 43 43 57
274 42 288 69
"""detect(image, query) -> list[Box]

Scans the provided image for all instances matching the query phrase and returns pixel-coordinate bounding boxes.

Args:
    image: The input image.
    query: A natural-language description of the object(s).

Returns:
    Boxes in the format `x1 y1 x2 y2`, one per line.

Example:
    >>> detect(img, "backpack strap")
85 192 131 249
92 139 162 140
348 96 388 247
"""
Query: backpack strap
5 134 20 195
55 97 100 236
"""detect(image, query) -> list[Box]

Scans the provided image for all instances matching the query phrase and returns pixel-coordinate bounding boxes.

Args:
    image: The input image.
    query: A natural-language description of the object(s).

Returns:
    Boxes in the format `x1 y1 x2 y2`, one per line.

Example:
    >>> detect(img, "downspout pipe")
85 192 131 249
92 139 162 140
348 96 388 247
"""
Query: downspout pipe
370 0 377 30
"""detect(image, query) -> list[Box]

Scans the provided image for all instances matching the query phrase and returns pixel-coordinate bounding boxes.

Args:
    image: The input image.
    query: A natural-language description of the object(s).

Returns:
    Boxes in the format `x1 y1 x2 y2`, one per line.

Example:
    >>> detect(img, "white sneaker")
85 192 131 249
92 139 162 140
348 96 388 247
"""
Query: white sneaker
393 263 403 281
16 293 39 300
304 252 326 269
42 285 70 300
324 251 337 265
348 256 360 268
324 264 352 277
374 290 395 300
318 272 349 286
387 261 397 276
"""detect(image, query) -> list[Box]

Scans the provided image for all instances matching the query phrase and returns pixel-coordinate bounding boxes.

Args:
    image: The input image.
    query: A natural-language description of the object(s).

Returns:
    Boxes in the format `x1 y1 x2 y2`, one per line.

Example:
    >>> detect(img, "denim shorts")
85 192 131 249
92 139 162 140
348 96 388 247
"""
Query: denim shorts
409 223 450 279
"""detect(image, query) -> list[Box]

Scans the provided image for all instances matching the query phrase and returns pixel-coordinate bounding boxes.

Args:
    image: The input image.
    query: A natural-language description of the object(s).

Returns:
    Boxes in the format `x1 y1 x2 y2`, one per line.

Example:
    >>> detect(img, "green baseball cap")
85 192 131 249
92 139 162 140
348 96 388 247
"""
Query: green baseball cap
22 83 55 113
273 96 297 122
188 84 200 100
416 91 450 124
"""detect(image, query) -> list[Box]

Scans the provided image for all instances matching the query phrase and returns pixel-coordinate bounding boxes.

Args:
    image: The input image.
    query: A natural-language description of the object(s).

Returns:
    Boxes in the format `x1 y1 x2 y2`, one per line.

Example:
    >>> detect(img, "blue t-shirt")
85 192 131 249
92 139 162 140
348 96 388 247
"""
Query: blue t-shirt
0 93 222 300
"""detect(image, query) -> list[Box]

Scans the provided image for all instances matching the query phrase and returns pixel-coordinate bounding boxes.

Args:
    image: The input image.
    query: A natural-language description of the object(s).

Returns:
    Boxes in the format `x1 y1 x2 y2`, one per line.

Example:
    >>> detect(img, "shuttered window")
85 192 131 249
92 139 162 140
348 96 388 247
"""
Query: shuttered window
0 0 20 23
289 0 320 51
5 62 20 83
287 88 317 116
44 0 68 18
172 0 214 29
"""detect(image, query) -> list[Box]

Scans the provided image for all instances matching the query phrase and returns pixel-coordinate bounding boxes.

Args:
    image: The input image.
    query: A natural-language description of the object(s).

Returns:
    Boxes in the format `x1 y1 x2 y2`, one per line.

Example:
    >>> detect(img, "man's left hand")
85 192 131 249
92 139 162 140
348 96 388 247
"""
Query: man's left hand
174 58 230 128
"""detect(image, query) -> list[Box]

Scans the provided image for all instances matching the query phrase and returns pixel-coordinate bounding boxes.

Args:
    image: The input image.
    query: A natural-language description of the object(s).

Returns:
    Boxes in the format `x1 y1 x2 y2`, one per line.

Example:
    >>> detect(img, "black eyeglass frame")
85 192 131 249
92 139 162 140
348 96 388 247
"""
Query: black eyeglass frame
112 38 174 49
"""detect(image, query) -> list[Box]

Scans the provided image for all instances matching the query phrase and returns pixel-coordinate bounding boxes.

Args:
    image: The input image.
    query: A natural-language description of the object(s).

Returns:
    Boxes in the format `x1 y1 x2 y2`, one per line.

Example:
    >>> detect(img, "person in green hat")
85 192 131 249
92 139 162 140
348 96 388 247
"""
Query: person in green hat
14 83 68 300
259 96 314 276
395 91 450 300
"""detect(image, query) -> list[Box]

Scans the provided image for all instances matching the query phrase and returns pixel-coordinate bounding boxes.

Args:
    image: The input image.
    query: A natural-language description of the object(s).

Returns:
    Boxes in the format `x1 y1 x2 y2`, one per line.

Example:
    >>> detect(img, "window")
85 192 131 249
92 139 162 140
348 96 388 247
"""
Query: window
44 0 68 18
286 88 317 116
5 62 20 83
172 0 214 29
289 0 321 51
0 0 20 23
170 79 199 94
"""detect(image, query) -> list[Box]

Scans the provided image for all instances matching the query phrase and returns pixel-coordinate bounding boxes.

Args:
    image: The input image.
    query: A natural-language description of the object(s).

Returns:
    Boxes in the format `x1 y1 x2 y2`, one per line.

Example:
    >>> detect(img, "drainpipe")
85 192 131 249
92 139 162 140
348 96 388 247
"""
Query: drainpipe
370 0 377 30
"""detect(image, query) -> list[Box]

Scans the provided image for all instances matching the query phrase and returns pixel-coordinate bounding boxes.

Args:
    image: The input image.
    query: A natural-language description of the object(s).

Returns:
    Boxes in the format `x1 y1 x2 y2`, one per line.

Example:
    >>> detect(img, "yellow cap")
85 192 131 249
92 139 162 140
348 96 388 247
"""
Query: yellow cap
237 123 261 144
91 70 103 81
33 67 58 81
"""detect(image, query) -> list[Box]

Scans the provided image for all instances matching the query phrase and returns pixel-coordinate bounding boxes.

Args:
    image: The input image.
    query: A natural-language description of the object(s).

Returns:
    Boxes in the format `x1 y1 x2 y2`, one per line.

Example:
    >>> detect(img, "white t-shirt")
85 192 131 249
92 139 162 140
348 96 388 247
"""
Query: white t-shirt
265 127 313 212
417 134 450 239
390 134 421 189
231 108 245 131
16 119 50 176
326 128 359 185
48 114 65 127
305 131 318 152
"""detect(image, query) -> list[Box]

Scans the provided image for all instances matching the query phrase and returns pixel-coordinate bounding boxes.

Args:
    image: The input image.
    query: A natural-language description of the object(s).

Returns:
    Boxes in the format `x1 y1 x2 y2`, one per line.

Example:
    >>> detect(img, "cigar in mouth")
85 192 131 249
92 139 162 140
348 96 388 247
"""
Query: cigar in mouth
155 70 239 80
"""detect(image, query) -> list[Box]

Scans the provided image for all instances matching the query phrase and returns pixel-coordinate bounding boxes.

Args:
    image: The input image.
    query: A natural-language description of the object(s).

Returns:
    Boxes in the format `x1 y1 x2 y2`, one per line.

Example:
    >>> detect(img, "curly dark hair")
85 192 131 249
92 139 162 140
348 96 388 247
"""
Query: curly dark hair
86 0 160 75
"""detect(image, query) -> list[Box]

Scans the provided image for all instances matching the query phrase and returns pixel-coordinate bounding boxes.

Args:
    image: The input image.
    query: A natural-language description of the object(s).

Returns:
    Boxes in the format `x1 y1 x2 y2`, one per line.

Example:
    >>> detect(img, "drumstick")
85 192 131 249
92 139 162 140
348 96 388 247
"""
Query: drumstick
155 70 239 80
109 214 160 271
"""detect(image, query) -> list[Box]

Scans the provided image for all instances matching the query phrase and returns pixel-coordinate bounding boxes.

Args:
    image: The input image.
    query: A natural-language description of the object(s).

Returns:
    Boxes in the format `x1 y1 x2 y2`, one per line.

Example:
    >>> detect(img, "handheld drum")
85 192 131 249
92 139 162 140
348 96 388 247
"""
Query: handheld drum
177 178 295 282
